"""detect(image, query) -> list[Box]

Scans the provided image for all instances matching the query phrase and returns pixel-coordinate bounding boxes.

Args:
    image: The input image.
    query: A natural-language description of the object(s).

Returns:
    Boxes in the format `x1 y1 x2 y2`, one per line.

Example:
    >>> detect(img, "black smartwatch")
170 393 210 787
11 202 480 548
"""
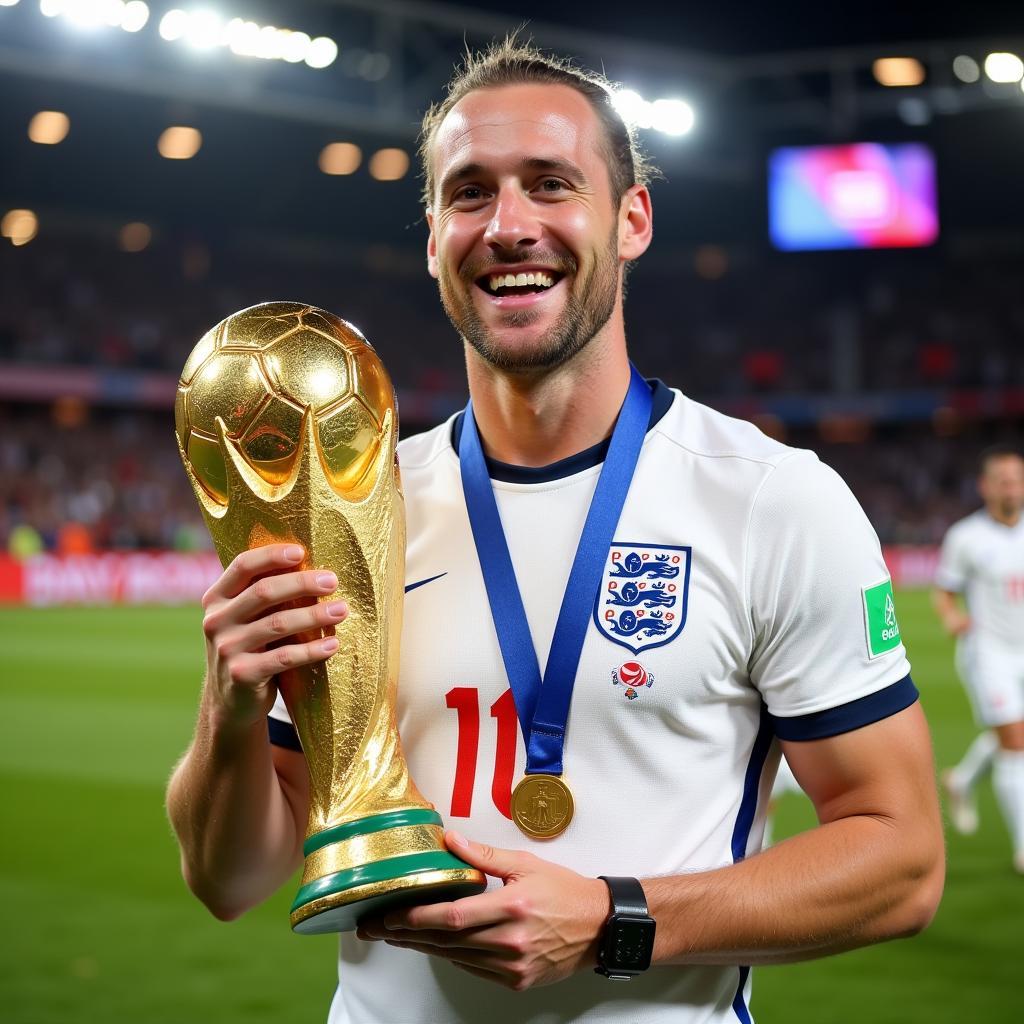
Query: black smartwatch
594 875 656 980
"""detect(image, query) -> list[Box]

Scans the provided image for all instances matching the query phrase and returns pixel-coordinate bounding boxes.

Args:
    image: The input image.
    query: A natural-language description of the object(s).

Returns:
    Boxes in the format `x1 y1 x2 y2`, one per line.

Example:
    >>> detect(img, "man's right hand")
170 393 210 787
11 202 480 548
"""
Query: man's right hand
199 543 348 731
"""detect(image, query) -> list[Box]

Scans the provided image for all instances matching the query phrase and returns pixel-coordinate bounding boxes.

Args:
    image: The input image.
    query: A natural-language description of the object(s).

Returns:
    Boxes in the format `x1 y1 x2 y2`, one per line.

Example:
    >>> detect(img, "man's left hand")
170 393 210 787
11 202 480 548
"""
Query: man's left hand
357 830 609 991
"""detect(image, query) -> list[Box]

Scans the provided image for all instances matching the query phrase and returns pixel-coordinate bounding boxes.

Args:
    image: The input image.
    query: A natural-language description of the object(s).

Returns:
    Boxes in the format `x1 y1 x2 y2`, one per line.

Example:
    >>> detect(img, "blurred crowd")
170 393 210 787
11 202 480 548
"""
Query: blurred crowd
1 232 1022 555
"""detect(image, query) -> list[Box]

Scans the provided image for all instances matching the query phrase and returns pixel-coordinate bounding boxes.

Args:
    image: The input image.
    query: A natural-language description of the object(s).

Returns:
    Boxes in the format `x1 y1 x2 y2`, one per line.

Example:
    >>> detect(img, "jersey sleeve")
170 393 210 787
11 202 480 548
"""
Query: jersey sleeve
934 522 970 592
747 451 916 741
267 691 302 751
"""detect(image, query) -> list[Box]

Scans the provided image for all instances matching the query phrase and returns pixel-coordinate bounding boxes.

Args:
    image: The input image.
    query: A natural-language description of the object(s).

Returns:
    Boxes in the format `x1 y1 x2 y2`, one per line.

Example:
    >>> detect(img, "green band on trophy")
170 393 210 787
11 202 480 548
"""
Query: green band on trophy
290 851 472 912
303 808 444 856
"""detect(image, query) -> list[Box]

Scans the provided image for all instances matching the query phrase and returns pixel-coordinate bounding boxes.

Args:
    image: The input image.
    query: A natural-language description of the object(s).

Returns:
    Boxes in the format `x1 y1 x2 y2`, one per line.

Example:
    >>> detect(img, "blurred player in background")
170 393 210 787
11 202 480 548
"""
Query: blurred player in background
934 445 1024 873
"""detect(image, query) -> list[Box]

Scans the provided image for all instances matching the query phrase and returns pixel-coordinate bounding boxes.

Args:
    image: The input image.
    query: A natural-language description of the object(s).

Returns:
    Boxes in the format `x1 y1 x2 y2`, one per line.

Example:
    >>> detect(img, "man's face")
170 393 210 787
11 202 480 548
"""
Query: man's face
979 455 1024 519
426 83 628 373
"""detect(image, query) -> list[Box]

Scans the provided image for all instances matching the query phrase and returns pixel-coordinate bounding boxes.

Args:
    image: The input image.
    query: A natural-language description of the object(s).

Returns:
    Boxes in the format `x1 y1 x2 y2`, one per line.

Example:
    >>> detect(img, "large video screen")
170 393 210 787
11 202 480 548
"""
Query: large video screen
768 143 938 251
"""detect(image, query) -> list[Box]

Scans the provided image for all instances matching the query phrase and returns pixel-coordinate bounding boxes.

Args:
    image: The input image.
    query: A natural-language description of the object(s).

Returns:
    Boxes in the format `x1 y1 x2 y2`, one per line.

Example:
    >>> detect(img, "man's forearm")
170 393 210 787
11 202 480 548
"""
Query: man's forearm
645 811 944 966
166 690 303 920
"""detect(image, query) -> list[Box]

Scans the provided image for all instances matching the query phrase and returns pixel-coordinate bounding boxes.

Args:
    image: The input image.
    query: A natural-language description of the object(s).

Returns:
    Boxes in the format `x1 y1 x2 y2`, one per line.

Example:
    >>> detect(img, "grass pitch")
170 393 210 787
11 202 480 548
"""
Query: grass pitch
0 591 1019 1022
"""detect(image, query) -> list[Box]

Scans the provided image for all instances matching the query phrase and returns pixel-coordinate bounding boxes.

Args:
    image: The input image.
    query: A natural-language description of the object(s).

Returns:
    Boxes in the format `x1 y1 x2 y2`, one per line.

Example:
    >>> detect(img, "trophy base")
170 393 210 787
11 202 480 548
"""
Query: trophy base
290 865 486 934
289 809 487 934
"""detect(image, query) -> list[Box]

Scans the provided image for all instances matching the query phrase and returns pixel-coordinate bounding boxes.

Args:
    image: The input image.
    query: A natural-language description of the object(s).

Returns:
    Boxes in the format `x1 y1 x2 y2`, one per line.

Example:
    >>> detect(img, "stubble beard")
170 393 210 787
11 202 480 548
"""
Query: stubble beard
437 231 620 374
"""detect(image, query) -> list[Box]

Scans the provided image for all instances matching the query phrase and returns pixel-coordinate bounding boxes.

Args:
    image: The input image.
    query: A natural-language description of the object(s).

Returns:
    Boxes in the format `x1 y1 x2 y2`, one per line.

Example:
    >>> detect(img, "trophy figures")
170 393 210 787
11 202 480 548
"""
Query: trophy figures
175 301 485 933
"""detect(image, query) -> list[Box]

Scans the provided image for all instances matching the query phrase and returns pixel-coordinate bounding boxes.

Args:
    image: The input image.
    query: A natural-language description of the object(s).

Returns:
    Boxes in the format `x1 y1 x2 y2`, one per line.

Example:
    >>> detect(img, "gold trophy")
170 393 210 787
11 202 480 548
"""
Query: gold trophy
175 301 485 933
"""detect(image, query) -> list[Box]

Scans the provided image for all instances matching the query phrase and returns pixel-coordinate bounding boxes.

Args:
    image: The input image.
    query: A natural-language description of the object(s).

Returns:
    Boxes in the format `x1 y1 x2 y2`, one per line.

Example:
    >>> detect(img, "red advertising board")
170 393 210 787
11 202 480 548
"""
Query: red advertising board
0 547 939 606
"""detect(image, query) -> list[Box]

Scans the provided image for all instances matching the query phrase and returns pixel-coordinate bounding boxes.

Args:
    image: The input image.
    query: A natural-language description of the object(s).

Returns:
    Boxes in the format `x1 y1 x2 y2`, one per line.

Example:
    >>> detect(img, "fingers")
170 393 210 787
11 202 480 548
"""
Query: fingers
227 635 340 686
204 543 305 606
228 569 340 627
217 598 349 659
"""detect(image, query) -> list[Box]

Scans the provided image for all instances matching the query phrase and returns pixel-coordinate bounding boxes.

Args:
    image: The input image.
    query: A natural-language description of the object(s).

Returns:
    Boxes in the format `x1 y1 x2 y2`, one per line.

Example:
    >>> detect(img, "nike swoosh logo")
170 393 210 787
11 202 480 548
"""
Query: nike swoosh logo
404 572 447 594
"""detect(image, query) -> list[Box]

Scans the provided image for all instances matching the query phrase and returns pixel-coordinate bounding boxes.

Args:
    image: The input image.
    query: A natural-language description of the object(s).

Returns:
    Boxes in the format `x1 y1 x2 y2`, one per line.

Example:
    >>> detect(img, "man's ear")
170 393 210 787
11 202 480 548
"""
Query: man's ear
618 185 653 262
426 210 439 279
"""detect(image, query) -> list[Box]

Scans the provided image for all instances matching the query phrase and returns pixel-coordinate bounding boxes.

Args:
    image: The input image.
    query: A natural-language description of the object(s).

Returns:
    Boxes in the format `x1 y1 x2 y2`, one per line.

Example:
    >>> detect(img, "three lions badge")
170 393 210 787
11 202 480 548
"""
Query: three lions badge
594 542 691 655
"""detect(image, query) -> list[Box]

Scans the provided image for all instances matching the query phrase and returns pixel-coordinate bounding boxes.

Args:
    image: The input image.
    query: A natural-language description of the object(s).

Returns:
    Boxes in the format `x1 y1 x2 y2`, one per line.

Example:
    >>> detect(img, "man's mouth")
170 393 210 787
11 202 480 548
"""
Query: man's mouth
474 269 564 298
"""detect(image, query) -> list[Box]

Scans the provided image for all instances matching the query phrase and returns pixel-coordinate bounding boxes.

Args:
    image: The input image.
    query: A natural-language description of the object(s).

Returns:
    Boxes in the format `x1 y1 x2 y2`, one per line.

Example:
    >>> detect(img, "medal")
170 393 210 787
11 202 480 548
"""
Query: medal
459 366 652 839
510 775 575 839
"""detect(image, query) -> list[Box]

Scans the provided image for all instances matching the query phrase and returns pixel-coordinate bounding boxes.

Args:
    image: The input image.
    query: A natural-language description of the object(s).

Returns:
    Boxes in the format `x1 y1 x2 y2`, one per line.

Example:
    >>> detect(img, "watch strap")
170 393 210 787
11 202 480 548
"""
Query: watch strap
598 875 649 917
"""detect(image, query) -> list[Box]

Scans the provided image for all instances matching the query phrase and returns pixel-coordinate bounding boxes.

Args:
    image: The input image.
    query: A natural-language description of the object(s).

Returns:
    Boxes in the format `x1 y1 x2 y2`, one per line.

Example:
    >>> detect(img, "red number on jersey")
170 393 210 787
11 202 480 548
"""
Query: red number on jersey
445 687 517 819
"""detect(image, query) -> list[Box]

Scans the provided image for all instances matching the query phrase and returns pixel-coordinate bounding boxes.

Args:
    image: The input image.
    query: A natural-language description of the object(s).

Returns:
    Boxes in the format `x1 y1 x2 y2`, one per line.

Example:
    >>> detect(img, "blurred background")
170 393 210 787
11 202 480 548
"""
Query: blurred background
0 1 1021 1021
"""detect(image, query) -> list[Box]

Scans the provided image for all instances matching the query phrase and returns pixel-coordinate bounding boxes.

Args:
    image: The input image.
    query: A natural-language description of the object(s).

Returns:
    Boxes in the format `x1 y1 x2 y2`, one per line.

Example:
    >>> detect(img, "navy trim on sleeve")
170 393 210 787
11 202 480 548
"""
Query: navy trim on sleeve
267 716 303 752
770 674 919 742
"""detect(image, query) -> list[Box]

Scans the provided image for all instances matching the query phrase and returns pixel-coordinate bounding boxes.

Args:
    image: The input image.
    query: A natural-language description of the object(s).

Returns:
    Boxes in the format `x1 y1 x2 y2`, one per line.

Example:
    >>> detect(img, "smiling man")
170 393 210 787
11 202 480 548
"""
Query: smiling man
166 39 944 1024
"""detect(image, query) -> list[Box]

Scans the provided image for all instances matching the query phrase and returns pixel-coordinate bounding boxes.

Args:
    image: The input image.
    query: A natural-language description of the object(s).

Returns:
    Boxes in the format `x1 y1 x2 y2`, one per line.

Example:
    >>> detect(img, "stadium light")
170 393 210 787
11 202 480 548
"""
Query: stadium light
39 0 149 32
158 126 202 159
952 55 980 83
983 52 1024 83
159 8 336 69
319 142 361 176
0 1 21 7
118 222 151 252
872 57 926 87
28 110 71 144
2 209 39 246
611 88 695 136
368 148 409 181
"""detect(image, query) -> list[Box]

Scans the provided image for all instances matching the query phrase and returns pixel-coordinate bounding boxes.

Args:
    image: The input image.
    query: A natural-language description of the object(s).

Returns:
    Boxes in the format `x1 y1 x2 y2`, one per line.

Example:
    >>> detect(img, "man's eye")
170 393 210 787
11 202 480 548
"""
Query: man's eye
539 179 566 192
455 186 484 201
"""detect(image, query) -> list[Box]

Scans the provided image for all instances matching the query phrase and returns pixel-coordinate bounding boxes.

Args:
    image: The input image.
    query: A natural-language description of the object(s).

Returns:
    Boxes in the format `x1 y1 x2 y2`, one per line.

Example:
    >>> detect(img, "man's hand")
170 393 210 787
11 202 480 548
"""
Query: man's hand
357 831 609 991
941 608 972 637
200 543 348 731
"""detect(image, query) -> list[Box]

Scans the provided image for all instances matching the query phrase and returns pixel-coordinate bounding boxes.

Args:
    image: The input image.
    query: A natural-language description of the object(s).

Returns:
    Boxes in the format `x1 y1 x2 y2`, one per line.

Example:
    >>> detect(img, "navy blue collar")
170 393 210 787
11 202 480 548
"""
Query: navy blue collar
450 379 674 484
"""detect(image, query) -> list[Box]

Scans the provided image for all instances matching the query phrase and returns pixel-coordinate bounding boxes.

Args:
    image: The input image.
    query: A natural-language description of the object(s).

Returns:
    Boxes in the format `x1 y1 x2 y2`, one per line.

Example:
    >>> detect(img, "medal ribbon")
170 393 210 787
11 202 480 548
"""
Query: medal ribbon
458 365 652 776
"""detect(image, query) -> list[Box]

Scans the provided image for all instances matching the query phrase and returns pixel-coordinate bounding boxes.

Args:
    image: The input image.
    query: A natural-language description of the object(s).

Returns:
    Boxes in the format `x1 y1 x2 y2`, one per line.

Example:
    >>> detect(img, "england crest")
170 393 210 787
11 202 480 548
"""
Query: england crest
593 542 691 654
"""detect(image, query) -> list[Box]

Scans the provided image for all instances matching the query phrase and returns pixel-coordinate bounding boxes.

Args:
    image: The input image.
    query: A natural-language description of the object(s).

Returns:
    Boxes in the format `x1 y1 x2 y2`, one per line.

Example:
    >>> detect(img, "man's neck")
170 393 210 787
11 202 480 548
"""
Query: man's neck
465 344 632 468
987 504 1022 528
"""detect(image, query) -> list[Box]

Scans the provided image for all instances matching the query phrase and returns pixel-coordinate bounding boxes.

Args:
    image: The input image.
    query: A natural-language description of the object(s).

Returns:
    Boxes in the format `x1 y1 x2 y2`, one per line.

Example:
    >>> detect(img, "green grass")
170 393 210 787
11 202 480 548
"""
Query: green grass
0 592 1019 1022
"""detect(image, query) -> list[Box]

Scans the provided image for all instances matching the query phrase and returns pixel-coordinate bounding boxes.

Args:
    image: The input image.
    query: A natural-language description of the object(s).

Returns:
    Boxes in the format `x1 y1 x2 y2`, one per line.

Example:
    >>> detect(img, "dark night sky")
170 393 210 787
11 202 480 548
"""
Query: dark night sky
458 1 1022 54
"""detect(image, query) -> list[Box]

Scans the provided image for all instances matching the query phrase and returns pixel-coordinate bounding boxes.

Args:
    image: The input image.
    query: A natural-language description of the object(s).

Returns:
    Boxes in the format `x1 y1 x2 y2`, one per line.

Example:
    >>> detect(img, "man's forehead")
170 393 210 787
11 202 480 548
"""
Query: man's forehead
433 83 601 170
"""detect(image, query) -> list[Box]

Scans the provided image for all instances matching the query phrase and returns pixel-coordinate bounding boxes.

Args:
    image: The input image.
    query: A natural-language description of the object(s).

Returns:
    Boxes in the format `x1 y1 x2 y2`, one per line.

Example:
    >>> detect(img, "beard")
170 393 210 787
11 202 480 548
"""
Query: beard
437 231 620 374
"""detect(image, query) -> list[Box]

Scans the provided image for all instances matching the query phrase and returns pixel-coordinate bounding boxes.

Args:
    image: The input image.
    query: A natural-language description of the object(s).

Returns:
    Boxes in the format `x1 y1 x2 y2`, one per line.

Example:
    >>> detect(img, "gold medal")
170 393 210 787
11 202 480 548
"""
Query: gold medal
510 774 574 839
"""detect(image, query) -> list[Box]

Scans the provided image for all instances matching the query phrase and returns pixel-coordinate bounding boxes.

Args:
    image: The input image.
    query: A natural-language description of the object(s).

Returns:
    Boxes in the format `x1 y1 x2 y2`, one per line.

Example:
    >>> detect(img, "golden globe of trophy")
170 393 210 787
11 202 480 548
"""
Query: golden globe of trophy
175 301 485 933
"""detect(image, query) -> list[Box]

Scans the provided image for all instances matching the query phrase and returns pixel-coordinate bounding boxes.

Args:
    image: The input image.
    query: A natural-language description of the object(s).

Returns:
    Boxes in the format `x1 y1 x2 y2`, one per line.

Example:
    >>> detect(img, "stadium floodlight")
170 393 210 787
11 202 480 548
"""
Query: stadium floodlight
872 57 926 87
0 1 21 8
612 88 695 137
158 7 337 69
158 125 202 159
38 0 149 31
368 148 409 181
983 52 1024 83
28 110 71 144
952 55 981 83
1 209 39 246
319 142 361 175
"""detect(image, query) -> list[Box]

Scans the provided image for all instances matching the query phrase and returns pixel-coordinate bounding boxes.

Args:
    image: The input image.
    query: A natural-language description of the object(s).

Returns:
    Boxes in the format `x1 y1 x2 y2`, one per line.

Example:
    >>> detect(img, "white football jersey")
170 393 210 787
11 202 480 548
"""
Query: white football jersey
935 509 1024 648
270 382 914 1024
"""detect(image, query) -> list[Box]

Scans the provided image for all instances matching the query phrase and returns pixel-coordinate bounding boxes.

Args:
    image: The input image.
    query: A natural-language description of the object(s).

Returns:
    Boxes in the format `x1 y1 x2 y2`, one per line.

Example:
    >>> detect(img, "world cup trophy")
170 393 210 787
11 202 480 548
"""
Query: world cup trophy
175 301 485 933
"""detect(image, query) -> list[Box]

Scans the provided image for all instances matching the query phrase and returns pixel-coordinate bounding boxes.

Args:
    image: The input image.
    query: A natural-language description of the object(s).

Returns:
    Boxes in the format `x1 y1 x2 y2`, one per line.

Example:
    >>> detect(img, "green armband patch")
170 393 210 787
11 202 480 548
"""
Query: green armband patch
863 578 902 658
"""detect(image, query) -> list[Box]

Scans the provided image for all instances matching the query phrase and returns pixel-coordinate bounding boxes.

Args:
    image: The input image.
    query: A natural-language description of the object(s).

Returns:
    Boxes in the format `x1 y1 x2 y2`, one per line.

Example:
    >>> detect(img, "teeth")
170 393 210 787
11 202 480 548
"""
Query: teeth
487 271 556 291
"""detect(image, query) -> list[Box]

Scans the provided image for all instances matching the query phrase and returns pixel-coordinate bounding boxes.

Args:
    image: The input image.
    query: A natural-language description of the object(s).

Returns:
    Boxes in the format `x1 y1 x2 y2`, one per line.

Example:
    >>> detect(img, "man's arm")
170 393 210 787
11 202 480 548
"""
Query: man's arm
166 543 343 920
359 703 944 988
932 587 970 637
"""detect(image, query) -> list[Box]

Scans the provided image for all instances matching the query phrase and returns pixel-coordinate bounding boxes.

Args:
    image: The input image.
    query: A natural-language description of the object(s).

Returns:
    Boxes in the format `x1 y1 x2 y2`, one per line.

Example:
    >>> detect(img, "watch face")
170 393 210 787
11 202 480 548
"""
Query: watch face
606 915 656 971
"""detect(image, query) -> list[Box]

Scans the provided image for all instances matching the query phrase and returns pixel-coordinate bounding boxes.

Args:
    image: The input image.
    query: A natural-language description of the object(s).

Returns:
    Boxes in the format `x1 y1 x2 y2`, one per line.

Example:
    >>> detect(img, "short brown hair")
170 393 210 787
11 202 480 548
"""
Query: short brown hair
418 36 656 210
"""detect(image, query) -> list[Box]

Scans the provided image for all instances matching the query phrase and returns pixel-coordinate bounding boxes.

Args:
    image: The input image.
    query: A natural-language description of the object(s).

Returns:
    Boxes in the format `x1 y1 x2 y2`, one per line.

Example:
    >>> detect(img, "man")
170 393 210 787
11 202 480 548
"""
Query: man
166 40 944 1024
934 445 1024 873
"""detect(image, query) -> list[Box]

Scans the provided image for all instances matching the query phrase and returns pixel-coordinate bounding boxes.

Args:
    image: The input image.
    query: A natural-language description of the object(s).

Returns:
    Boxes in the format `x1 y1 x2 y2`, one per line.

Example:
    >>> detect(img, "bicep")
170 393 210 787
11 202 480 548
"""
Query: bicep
271 743 310 867
781 703 939 827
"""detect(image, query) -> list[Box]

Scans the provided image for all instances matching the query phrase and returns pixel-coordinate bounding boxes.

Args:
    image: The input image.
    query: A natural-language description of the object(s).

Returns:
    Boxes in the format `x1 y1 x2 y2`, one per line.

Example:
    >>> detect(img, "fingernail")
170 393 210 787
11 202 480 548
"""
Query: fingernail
326 601 348 618
316 572 337 590
284 545 304 562
447 830 468 848
321 637 339 654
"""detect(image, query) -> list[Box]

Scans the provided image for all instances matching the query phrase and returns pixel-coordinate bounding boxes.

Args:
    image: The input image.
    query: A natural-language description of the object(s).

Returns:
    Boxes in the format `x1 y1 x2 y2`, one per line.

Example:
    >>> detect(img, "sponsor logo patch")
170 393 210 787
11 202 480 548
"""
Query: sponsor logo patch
611 660 655 700
863 578 902 658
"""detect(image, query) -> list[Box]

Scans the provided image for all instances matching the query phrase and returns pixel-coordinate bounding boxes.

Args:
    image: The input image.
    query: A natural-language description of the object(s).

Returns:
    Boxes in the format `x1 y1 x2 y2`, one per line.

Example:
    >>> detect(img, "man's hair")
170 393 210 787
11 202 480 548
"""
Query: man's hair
979 443 1024 475
418 36 656 210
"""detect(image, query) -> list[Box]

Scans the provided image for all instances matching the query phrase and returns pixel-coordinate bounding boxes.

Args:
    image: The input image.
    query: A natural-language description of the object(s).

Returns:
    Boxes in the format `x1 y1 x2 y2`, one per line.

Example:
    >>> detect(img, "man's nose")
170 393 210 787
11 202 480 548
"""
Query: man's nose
483 188 541 250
